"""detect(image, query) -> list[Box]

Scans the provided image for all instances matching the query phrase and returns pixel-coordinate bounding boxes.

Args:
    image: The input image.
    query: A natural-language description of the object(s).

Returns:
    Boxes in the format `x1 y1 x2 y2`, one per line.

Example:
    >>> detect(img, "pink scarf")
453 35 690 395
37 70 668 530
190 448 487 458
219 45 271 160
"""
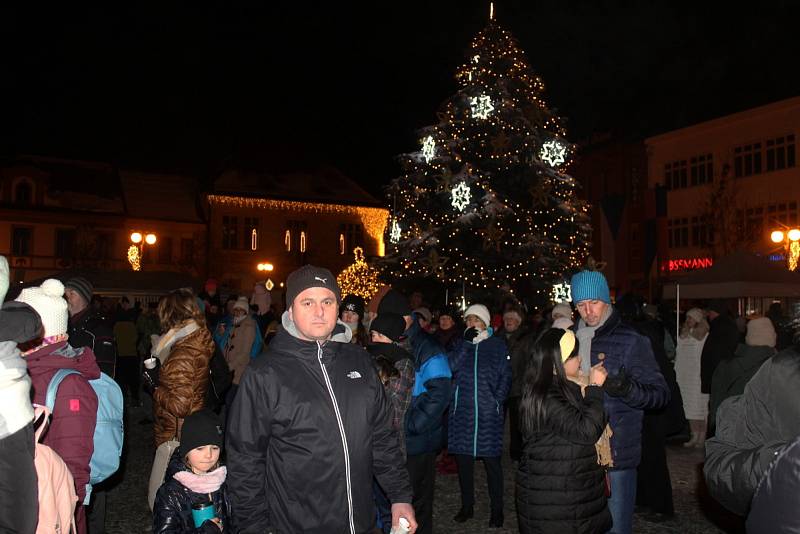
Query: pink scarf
173 466 227 494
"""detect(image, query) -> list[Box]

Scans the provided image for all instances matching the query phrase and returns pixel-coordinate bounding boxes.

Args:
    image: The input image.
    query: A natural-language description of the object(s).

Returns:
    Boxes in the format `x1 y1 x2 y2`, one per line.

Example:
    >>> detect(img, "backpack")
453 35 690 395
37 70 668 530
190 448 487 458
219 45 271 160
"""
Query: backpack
46 369 124 504
205 344 233 411
33 406 78 534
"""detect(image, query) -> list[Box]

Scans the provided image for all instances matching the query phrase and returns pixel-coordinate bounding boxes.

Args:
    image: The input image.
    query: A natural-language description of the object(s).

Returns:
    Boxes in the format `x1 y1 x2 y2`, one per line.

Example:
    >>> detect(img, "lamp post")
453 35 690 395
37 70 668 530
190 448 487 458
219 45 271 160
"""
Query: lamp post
770 227 800 271
128 232 157 271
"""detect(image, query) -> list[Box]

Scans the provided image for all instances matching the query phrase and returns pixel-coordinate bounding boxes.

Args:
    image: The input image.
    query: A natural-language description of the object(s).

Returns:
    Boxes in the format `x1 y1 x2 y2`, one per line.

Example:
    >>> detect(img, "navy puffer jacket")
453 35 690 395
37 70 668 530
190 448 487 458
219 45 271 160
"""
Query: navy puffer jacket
152 449 234 533
578 309 670 470
448 330 512 457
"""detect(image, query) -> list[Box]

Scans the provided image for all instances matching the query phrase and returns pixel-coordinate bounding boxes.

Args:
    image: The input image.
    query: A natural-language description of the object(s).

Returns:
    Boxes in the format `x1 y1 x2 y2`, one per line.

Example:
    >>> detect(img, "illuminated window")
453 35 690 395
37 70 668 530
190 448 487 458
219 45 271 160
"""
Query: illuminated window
286 220 307 253
339 223 364 254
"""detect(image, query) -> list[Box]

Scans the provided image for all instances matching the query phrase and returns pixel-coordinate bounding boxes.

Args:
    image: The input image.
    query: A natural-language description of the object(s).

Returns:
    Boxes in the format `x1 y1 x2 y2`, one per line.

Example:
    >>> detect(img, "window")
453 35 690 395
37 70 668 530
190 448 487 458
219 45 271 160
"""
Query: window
689 154 713 186
286 220 307 253
664 160 687 190
222 216 238 249
766 134 796 172
180 238 194 263
244 217 259 251
95 233 112 260
12 227 32 256
339 223 364 255
766 201 798 226
14 181 33 205
734 142 762 177
55 229 76 259
668 218 690 248
158 237 173 264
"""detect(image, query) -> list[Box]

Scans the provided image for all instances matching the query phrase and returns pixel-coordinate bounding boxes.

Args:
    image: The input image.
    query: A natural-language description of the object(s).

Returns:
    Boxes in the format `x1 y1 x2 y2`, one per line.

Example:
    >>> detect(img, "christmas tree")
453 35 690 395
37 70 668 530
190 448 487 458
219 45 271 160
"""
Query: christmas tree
338 247 382 301
381 7 591 305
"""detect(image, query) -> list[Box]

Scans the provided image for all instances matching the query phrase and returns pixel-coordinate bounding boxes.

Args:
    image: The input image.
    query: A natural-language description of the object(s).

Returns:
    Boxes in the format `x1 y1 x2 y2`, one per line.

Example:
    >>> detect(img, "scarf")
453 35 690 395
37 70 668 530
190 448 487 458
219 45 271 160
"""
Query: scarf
152 320 200 363
574 306 612 375
468 326 493 344
173 466 227 494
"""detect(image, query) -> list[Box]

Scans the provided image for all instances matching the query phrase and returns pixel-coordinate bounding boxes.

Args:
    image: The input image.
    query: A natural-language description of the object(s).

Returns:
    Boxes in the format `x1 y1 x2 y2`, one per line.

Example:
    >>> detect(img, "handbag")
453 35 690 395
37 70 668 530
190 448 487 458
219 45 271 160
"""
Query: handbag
147 417 181 511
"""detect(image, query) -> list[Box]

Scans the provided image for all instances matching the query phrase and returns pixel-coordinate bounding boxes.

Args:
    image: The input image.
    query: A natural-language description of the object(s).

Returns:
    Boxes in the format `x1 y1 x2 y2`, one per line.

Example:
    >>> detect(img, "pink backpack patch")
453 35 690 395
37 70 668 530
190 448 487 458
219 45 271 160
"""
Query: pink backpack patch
33 406 78 534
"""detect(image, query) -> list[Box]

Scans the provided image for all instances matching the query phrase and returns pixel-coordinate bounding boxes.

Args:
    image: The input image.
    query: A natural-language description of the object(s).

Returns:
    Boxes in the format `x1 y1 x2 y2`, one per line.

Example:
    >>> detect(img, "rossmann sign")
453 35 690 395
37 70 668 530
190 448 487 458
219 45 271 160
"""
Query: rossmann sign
662 257 713 272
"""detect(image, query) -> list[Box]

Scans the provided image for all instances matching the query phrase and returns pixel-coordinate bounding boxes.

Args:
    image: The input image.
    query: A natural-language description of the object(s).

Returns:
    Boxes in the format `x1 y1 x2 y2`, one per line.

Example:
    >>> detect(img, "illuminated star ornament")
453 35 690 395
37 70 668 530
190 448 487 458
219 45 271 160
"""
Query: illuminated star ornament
551 282 572 303
470 95 495 120
540 140 567 167
390 219 402 244
451 181 471 211
421 135 436 163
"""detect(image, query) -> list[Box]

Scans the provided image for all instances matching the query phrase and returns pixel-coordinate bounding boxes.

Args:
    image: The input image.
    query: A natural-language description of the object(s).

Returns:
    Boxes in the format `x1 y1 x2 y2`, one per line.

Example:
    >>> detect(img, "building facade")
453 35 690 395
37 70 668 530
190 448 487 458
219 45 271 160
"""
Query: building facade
646 97 800 280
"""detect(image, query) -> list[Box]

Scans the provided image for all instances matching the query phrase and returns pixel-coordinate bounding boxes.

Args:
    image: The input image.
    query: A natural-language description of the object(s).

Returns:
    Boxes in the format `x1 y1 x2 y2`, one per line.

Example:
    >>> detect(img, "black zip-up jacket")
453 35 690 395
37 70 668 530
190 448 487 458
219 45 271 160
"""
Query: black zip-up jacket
226 315 412 534
68 307 117 377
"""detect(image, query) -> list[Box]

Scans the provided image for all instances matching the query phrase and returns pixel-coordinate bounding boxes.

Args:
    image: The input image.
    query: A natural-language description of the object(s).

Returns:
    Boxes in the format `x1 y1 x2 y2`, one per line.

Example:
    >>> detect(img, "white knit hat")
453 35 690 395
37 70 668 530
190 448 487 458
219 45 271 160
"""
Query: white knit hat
464 304 491 329
15 279 68 338
232 296 250 313
746 317 776 348
551 303 573 320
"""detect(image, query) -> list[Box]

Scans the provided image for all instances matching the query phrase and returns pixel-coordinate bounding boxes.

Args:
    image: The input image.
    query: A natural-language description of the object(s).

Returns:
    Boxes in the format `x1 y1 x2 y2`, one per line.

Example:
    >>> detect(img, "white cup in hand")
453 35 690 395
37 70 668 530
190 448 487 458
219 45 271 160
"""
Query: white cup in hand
144 358 157 370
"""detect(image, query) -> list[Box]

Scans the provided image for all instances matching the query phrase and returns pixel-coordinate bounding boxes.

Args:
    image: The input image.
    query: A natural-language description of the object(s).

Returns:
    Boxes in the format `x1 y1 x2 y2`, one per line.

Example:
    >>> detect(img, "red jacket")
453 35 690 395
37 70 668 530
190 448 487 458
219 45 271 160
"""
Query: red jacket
26 340 99 504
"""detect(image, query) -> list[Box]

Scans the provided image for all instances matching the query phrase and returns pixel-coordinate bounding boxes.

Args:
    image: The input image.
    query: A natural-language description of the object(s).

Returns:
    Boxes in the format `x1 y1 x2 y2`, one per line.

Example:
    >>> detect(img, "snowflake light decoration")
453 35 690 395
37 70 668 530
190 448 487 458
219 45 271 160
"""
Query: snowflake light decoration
540 140 567 167
551 282 572 303
421 135 436 164
390 219 402 244
470 95 494 120
451 181 471 212
472 55 480 64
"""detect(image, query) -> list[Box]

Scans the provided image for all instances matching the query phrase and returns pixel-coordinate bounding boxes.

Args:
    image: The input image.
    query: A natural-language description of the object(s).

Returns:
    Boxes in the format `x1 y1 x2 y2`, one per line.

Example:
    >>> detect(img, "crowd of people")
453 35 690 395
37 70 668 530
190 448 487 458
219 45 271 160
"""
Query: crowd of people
2 253 800 533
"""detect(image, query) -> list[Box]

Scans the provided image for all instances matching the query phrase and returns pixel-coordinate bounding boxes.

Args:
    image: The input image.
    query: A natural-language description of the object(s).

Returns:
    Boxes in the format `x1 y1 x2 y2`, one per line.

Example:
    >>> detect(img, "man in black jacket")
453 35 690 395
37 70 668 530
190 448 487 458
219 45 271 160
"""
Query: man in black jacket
700 300 739 435
226 265 416 534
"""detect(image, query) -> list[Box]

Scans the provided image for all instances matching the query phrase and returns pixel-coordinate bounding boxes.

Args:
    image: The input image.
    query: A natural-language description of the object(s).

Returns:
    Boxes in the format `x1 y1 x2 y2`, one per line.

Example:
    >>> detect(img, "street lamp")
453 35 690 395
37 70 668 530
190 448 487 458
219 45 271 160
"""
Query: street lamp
128 232 157 271
770 227 800 271
257 262 274 272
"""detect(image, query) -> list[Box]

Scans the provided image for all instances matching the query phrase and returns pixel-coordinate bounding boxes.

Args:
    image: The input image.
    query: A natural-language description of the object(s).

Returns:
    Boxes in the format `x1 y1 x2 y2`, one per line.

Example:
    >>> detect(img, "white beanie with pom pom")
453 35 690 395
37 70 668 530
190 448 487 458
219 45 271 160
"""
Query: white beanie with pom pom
15 278 68 338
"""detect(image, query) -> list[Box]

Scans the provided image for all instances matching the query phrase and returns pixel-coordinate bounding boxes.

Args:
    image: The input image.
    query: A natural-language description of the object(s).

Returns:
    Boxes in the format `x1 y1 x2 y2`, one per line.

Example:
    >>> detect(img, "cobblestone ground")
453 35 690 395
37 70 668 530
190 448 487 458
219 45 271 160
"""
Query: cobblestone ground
108 403 744 533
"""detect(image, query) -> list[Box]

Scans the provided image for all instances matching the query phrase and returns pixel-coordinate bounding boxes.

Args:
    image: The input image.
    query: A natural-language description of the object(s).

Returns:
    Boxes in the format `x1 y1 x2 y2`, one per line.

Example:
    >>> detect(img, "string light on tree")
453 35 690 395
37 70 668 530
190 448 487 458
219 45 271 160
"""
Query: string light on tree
390 219 402 244
451 181 471 211
540 140 567 167
337 247 381 301
551 282 572 303
470 95 495 119
421 135 436 163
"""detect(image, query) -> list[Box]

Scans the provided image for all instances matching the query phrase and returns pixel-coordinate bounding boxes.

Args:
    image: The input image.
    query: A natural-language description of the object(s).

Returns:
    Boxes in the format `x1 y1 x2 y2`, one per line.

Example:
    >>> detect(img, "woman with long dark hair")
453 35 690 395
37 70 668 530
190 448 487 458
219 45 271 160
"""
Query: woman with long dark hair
516 327 611 533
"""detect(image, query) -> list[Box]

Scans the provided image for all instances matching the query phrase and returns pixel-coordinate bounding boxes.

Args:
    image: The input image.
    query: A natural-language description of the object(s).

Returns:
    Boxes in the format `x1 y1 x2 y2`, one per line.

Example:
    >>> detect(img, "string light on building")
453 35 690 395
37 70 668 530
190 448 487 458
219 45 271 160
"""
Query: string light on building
127 245 141 271
337 247 381 301
771 228 800 271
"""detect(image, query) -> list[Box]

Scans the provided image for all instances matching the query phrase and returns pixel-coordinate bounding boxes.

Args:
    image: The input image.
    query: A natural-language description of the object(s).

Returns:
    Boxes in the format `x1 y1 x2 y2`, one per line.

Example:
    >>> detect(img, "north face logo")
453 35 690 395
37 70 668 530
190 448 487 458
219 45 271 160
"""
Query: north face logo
346 371 362 379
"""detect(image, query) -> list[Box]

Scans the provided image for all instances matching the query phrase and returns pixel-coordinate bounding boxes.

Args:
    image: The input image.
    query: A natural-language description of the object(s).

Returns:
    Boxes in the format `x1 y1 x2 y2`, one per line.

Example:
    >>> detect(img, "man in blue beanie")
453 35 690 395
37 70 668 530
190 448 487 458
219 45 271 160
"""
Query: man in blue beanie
571 269 670 534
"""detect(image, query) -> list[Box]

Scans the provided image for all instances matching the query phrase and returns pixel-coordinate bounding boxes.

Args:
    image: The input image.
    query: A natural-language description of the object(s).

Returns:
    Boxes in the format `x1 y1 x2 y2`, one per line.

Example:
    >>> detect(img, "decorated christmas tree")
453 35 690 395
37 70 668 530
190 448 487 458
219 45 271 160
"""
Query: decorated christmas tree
337 247 382 301
380 7 591 305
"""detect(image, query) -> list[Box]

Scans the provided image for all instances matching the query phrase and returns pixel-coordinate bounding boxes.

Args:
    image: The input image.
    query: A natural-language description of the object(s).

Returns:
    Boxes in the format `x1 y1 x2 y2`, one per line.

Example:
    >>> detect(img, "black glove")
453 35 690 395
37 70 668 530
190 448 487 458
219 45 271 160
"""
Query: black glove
142 360 160 395
603 365 633 397
463 327 479 342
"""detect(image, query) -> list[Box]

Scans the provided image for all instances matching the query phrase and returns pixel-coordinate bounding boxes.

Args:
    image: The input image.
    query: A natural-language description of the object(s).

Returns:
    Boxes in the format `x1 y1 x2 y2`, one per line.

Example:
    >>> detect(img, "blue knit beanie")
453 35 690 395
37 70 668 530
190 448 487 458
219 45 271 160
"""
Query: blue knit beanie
570 270 611 304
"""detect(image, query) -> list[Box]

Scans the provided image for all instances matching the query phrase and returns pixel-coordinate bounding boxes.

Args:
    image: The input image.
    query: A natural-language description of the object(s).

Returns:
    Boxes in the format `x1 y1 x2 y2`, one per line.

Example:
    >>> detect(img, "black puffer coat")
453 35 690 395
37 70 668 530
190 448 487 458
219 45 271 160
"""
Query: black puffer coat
516 381 612 534
153 450 234 533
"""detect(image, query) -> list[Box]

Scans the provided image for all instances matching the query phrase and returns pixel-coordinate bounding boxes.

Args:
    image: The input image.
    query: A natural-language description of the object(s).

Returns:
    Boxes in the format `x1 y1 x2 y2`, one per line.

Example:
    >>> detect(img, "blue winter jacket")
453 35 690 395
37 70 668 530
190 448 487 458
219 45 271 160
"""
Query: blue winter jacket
577 309 670 470
447 330 512 458
404 315 452 456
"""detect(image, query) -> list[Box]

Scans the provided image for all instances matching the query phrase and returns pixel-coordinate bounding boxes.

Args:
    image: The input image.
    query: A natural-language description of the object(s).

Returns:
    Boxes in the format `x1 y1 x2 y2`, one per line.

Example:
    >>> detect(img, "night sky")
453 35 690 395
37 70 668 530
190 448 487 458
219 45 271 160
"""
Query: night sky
3 2 799 197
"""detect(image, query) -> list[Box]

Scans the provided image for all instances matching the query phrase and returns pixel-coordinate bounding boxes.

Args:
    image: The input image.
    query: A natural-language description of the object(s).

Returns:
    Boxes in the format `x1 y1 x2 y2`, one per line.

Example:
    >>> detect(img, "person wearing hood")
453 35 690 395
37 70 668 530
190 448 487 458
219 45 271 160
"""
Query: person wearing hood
0 256 43 533
153 409 234 533
434 306 461 352
152 289 215 448
447 304 512 528
378 289 451 534
366 313 416 533
226 265 416 534
17 278 101 534
708 317 776 437
676 307 710 447
340 293 368 346
221 297 259 410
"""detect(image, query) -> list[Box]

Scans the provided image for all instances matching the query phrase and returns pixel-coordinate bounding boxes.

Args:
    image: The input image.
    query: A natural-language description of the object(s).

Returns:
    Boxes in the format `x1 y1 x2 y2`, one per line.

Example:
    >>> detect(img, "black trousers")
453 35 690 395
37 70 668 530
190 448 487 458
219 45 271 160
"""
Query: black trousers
454 454 504 515
636 414 674 515
115 355 141 405
406 452 436 534
0 423 38 534
507 396 523 462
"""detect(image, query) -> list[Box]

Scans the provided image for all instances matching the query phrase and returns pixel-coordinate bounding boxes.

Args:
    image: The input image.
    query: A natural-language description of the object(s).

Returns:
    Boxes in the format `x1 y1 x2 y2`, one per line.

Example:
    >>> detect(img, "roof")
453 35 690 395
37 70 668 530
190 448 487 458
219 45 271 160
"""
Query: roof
120 170 204 223
214 165 383 207
662 250 800 298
